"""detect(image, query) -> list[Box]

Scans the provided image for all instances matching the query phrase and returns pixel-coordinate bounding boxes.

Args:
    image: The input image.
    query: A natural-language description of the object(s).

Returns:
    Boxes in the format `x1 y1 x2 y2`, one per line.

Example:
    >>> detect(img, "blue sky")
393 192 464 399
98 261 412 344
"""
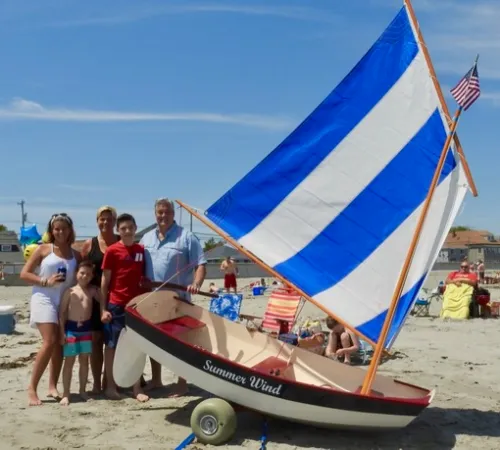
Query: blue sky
0 0 498 240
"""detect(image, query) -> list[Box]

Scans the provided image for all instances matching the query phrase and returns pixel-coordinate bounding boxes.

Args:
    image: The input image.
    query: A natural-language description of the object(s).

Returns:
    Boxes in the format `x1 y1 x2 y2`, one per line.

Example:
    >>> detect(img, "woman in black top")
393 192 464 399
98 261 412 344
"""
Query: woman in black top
81 205 119 394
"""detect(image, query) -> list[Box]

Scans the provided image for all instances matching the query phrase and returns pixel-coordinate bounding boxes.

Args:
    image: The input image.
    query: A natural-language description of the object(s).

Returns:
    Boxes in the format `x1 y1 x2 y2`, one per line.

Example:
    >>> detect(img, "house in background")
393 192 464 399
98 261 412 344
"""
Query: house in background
0 231 23 264
0 231 25 284
205 244 250 263
439 229 500 265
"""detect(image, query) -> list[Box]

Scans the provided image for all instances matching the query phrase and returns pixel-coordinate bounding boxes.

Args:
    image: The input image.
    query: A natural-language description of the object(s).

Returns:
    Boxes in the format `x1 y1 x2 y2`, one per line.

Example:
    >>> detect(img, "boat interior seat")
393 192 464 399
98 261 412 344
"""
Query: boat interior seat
251 356 291 377
131 299 185 325
155 315 206 335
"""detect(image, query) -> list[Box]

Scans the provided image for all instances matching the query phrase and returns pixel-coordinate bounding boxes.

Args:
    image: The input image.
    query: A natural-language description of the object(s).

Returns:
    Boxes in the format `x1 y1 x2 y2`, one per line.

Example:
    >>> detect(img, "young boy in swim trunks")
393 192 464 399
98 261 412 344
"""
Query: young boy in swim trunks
324 317 360 365
59 260 97 406
100 213 148 402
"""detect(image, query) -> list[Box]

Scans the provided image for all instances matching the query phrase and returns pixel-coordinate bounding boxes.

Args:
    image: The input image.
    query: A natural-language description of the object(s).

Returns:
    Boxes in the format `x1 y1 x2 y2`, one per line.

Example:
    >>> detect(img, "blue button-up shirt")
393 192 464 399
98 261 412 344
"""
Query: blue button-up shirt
140 222 207 300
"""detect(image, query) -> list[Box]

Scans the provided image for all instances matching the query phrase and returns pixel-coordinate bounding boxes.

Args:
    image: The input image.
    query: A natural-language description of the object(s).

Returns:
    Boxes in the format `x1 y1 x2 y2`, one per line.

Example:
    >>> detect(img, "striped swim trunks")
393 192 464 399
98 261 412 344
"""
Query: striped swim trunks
63 319 92 358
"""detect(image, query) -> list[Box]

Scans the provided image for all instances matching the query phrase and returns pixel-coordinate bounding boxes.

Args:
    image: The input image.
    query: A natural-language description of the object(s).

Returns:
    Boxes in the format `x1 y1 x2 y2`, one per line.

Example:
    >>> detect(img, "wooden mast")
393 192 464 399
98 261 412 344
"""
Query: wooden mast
360 3 480 395
404 0 478 197
360 44 479 393
360 106 465 395
176 200 382 349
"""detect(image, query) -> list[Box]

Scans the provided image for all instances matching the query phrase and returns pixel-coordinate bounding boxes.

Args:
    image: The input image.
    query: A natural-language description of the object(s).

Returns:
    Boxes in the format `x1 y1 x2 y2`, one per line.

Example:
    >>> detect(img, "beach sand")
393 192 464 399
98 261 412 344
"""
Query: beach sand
1 277 500 449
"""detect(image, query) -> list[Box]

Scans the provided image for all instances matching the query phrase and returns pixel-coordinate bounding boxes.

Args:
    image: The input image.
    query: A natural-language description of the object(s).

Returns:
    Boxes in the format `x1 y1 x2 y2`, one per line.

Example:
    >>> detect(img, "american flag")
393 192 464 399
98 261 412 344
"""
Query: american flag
450 64 481 111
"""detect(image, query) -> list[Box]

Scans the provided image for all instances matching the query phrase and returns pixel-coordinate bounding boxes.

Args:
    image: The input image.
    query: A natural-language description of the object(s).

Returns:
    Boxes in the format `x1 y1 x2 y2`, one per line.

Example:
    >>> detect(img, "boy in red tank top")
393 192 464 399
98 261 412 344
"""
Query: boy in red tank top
100 213 148 402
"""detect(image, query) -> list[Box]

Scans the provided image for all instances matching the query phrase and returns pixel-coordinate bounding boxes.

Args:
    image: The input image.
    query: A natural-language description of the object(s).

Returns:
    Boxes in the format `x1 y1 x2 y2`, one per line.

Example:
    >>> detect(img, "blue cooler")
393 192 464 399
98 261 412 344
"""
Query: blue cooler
278 333 298 346
252 286 265 296
0 305 15 335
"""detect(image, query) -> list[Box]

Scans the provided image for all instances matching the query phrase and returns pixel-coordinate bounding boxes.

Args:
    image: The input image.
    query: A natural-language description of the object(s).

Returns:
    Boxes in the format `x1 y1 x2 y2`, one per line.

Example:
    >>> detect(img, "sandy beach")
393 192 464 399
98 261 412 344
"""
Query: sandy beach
1 275 500 450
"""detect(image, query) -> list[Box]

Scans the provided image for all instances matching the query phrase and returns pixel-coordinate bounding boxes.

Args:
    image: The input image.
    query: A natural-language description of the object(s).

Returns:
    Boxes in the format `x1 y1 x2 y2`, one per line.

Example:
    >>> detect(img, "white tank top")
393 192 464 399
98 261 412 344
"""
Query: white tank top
31 244 78 308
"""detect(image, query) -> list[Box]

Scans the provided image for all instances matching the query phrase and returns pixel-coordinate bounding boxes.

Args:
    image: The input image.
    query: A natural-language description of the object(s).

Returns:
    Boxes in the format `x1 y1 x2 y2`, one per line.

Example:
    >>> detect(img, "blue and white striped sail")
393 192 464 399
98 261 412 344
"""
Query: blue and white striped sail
205 5 470 348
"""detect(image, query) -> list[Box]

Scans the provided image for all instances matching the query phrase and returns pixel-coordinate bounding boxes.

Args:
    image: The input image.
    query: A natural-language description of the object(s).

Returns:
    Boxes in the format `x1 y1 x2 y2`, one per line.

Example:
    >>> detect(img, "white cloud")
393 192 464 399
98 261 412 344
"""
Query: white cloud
45 3 339 28
372 1 500 81
0 97 294 130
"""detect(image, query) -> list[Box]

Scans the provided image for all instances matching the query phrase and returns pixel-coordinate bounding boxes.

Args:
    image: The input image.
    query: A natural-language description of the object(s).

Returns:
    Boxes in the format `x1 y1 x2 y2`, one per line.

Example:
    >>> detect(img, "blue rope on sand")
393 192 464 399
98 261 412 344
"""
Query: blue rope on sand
175 432 195 450
260 418 268 450
175 412 269 449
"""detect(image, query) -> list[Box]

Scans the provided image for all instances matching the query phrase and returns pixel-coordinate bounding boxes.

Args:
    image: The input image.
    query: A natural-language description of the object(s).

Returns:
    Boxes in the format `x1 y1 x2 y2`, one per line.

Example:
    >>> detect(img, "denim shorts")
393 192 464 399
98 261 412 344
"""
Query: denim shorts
103 303 126 349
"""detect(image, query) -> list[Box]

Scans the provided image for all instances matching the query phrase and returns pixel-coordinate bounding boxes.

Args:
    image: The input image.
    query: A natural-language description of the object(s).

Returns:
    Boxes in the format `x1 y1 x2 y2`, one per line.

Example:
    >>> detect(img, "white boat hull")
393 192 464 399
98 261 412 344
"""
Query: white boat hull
112 292 433 431
124 327 421 429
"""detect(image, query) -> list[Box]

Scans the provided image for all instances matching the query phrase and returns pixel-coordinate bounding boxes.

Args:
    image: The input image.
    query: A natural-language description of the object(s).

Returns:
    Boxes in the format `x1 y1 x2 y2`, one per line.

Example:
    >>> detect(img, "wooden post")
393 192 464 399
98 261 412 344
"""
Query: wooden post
176 200 382 349
404 0 478 197
360 106 464 395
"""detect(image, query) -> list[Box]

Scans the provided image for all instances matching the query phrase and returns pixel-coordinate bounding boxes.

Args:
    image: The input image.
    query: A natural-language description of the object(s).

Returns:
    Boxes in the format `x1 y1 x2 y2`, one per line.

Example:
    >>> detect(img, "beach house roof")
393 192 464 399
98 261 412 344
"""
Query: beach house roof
444 229 500 248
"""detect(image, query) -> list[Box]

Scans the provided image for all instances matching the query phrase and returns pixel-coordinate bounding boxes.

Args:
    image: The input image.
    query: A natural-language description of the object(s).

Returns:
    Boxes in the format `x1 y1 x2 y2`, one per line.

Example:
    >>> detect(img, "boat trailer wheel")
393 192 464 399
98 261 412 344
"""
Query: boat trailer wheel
200 414 218 435
190 398 237 445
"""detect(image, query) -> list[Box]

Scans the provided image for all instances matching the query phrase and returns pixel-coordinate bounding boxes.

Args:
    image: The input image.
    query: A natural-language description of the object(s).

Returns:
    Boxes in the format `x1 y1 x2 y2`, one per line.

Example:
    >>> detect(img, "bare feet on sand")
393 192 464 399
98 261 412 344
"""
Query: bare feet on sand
133 385 150 403
28 387 42 406
47 388 61 399
104 388 124 400
144 380 164 392
60 397 70 406
135 392 150 402
168 380 188 398
90 385 102 395
79 391 90 401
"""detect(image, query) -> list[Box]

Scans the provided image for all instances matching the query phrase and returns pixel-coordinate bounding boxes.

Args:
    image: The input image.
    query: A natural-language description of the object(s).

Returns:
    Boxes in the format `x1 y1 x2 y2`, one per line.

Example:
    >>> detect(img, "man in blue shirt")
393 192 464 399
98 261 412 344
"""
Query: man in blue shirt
141 198 207 396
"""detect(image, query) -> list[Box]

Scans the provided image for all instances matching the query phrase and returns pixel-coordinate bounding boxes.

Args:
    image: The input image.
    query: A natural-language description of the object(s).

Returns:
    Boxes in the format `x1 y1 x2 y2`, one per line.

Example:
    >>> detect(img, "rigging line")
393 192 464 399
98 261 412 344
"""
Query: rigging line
134 244 226 308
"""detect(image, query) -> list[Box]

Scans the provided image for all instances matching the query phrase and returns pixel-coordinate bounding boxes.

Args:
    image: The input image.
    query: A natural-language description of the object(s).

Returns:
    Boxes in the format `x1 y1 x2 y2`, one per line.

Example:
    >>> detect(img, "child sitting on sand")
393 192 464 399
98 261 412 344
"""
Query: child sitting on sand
324 317 360 365
59 260 97 405
208 282 219 294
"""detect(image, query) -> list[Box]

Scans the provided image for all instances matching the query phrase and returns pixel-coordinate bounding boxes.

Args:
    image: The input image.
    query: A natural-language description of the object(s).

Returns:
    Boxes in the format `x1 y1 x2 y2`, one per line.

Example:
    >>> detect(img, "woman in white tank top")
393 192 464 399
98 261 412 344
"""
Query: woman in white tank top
20 213 80 406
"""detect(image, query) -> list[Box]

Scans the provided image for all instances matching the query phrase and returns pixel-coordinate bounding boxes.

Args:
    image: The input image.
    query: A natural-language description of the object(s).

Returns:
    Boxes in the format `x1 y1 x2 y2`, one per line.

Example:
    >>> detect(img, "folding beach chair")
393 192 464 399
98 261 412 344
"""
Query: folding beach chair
410 286 443 317
239 288 303 335
412 298 431 317
209 294 243 322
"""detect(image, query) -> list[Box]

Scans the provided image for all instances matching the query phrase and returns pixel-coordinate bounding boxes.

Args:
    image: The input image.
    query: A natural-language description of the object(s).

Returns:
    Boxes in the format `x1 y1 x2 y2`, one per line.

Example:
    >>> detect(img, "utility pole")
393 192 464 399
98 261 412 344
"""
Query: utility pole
17 200 26 229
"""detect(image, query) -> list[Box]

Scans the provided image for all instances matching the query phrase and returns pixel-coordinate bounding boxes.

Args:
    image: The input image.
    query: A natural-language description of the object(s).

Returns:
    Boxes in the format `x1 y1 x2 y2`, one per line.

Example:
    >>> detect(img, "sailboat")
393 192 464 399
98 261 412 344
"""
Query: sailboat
113 0 478 445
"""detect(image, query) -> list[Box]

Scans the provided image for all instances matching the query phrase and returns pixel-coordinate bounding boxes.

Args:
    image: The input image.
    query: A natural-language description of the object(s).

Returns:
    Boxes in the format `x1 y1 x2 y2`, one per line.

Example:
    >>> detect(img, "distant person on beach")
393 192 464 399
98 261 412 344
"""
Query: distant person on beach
220 256 238 293
141 197 207 397
324 317 360 365
477 260 485 283
20 213 80 406
80 205 119 394
59 260 97 406
209 282 219 294
101 213 149 402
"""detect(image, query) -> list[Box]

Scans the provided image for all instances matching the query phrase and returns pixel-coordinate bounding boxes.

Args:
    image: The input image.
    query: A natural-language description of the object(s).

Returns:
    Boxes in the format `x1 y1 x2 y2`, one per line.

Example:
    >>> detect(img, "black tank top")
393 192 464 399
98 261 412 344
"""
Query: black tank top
87 236 119 287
